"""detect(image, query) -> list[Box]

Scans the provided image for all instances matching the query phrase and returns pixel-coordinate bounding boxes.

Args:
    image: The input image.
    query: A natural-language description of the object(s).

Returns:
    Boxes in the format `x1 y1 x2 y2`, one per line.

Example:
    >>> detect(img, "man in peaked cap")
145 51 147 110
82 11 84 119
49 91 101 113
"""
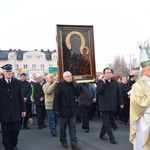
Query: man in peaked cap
1 64 13 71
0 64 26 150
130 48 150 150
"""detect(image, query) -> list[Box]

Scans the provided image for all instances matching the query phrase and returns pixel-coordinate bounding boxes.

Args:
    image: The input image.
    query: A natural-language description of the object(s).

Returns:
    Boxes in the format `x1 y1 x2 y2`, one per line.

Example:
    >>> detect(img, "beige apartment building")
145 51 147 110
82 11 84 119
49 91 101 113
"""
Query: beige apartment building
0 49 57 78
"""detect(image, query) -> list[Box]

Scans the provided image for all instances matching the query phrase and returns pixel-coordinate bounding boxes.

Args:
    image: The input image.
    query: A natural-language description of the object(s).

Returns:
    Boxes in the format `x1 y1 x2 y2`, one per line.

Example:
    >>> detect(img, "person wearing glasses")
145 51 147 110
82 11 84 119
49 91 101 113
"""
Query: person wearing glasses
0 64 26 150
53 71 81 150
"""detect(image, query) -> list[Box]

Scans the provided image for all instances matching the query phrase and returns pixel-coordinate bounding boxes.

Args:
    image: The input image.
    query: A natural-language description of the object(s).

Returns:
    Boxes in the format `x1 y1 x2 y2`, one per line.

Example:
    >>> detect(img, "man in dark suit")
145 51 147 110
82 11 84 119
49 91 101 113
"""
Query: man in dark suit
0 64 26 150
33 75 46 129
20 73 32 129
53 71 80 150
78 83 96 133
96 67 124 144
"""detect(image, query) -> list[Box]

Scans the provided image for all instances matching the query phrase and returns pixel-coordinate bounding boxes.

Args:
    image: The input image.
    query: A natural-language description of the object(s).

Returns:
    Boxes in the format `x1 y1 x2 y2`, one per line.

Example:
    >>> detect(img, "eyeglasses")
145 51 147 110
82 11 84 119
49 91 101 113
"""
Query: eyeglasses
5 70 12 72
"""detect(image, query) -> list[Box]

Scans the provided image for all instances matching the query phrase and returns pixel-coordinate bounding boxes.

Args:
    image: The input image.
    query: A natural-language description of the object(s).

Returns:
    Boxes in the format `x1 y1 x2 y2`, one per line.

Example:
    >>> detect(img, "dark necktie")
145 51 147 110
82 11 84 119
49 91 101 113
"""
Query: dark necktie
106 80 109 83
8 80 11 86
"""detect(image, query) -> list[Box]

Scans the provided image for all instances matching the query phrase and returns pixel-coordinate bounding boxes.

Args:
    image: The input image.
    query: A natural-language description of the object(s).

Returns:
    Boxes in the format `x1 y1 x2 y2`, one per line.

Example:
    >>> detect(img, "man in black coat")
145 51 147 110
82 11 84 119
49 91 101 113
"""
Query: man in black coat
128 75 136 88
0 64 26 150
78 83 96 133
33 75 46 129
20 73 32 129
53 71 80 150
96 67 124 144
120 77 131 125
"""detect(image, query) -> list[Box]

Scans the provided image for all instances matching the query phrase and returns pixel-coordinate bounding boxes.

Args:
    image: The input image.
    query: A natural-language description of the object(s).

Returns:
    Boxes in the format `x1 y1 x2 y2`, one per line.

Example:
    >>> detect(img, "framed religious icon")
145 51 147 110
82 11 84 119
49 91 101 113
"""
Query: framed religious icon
56 24 96 82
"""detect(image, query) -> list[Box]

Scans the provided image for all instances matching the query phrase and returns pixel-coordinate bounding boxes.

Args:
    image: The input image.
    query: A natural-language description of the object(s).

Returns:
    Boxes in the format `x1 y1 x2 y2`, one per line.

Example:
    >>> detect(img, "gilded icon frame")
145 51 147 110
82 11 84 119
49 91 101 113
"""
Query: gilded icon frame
56 24 96 82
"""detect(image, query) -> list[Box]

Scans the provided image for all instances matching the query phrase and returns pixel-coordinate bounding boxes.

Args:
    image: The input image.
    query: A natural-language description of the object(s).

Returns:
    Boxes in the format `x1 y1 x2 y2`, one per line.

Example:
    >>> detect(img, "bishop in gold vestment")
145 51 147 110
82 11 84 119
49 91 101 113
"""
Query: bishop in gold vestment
130 76 150 150
130 47 150 150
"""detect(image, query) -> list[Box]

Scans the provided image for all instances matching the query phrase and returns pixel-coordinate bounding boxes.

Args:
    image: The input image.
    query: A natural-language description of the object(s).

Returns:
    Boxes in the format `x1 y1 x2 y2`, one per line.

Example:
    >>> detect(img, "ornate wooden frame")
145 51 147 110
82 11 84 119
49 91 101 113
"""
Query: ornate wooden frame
56 24 96 82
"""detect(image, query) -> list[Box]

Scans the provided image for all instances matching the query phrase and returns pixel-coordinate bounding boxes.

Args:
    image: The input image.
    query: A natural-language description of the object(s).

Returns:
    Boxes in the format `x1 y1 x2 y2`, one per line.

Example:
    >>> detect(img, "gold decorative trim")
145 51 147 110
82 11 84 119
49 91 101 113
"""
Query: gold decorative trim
141 61 150 68
73 76 83 79
65 31 89 55
76 79 95 83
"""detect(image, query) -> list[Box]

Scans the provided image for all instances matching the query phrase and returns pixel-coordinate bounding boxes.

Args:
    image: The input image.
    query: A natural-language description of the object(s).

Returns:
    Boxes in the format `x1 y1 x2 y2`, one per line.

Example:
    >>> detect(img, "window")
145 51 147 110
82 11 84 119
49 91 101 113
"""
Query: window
40 64 44 69
23 64 28 69
11 55 14 59
26 55 32 59
52 53 57 60
32 64 36 69
36 55 42 59
52 55 57 60
10 55 15 59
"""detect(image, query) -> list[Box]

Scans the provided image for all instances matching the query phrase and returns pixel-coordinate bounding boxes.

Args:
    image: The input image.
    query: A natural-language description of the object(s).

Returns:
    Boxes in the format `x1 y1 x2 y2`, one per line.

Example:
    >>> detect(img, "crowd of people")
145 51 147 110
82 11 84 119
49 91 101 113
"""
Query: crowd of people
0 47 150 150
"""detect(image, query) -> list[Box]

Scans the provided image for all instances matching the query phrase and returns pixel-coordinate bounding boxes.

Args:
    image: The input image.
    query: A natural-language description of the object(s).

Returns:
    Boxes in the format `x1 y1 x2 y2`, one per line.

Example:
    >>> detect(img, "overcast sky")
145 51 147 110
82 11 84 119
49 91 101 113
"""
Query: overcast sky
0 0 150 71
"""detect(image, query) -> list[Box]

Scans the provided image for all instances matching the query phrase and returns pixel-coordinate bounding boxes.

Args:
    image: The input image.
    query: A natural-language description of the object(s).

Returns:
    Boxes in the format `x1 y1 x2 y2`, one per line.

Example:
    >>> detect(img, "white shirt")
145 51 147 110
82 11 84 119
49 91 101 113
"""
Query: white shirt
5 79 11 83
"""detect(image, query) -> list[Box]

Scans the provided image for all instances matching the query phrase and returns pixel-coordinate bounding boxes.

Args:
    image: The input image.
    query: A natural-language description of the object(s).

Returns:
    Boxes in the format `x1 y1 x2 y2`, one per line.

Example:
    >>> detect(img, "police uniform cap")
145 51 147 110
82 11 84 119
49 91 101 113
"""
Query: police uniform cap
1 64 12 71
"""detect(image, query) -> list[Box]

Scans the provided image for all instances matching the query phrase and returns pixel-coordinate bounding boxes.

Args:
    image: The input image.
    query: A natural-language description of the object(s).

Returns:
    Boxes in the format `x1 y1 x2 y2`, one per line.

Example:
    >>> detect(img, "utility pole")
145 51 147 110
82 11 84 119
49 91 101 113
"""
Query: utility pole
129 54 131 73
129 54 135 74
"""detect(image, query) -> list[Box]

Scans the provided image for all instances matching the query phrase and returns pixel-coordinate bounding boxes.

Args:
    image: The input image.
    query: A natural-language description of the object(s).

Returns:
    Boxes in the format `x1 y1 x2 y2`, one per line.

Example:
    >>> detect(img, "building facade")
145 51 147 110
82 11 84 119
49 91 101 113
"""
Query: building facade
0 49 57 78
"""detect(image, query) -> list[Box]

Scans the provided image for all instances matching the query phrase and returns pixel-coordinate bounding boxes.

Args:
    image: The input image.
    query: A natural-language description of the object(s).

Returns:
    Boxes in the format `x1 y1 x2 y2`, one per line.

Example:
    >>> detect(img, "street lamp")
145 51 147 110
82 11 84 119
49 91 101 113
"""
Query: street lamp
129 54 131 72
129 54 134 73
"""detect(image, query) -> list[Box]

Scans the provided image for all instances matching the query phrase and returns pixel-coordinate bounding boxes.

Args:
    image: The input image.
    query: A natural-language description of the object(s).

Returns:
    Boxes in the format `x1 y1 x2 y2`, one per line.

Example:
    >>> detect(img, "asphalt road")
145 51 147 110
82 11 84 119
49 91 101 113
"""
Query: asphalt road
0 116 133 150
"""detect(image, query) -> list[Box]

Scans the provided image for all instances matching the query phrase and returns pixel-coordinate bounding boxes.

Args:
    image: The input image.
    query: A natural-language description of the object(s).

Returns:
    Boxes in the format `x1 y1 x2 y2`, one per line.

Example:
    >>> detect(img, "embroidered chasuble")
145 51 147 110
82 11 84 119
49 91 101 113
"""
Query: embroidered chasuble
130 77 150 150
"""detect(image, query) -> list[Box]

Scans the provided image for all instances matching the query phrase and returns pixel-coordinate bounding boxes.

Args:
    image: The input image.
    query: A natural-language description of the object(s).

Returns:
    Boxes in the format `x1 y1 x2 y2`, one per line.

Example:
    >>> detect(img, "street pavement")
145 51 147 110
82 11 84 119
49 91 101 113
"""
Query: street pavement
0 116 133 150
